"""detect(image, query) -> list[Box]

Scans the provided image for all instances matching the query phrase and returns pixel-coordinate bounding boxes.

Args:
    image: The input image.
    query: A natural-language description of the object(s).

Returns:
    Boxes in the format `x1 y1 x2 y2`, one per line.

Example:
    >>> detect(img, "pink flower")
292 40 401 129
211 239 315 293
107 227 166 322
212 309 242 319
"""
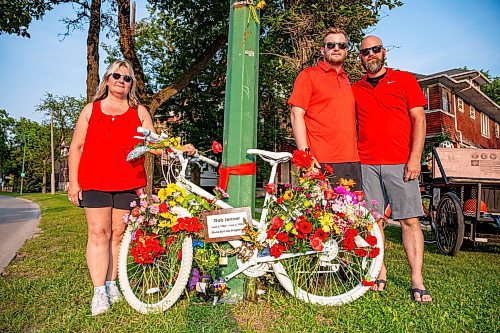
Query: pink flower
310 237 324 251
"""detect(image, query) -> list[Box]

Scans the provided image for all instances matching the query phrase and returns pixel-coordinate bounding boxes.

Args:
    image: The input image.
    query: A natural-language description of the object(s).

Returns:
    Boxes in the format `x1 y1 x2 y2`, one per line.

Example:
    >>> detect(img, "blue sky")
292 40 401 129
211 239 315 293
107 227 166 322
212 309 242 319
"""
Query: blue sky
0 0 499 123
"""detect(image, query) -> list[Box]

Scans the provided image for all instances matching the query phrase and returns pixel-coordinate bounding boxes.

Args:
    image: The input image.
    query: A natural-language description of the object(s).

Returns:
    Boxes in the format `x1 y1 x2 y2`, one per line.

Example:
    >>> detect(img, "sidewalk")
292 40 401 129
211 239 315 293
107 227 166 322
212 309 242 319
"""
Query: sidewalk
0 195 41 274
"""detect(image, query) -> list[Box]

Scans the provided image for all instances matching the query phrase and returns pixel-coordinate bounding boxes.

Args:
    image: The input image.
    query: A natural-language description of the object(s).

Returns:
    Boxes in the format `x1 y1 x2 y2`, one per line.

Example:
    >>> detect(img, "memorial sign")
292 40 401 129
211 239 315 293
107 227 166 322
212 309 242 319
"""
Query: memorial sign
433 148 500 181
202 207 252 242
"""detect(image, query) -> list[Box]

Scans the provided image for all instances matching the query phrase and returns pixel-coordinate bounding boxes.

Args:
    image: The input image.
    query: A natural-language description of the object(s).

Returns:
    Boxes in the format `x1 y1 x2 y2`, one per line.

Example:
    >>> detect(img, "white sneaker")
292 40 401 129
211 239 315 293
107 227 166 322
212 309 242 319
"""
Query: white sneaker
106 283 123 304
91 292 110 316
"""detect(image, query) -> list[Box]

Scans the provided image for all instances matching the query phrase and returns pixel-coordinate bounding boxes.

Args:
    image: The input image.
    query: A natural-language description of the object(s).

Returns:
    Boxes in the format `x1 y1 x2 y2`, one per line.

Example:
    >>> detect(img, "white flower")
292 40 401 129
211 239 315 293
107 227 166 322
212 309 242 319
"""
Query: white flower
171 206 191 218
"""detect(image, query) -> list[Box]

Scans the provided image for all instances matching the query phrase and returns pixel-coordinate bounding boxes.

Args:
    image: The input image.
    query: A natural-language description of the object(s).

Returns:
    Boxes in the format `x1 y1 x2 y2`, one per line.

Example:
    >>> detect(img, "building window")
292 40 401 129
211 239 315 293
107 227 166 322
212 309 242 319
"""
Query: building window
442 90 450 113
422 88 429 110
457 97 464 112
470 105 476 119
495 123 499 138
481 113 490 138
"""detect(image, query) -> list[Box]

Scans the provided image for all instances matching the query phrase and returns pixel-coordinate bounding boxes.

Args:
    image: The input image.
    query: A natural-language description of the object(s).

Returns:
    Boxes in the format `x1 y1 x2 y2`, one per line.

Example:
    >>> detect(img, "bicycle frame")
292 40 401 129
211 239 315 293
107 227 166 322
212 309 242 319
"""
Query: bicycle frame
165 148 337 282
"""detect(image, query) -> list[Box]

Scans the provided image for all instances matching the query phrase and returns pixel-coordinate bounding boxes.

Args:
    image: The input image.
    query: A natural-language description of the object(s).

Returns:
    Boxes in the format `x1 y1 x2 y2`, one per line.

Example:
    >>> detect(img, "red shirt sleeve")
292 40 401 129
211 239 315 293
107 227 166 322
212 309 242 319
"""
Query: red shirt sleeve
404 73 427 109
288 70 312 111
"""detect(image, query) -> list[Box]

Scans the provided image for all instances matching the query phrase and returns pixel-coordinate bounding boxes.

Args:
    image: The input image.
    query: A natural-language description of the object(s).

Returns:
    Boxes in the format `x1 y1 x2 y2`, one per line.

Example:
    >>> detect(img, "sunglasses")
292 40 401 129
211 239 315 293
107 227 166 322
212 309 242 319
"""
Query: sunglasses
324 42 348 50
360 45 383 57
111 72 132 83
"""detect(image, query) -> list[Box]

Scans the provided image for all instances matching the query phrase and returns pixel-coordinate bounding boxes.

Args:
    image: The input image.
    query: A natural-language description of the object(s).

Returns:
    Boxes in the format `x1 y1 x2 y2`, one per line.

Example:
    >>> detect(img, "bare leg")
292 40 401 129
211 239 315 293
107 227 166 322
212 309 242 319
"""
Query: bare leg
85 207 112 287
400 217 432 302
371 218 387 291
106 208 129 281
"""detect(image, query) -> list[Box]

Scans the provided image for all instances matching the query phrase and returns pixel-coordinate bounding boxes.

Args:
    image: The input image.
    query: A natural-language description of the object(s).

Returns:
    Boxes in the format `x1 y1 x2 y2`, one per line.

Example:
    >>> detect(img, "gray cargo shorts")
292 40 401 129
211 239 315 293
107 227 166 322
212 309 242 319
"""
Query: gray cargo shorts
361 164 424 220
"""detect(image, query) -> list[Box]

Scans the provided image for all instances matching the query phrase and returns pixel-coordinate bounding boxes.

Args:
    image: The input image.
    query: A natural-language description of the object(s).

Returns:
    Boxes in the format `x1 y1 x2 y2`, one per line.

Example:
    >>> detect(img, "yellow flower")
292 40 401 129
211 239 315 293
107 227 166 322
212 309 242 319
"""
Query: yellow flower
284 222 294 232
158 188 168 201
256 0 266 10
159 212 177 228
320 213 333 227
175 196 184 204
321 225 331 233
169 200 177 207
283 190 293 200
303 200 311 208
339 178 356 191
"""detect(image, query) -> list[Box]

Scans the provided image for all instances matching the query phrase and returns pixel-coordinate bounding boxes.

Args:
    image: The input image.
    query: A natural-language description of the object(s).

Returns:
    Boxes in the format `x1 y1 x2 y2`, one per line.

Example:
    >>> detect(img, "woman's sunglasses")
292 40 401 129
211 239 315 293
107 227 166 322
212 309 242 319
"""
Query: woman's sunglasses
111 72 132 83
360 45 383 57
324 42 348 50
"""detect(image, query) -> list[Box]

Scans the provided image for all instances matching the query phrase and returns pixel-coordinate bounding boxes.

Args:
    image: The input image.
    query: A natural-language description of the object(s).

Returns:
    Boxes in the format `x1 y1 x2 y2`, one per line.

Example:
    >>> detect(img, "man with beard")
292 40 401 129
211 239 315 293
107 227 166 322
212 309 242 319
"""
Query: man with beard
352 35 431 303
288 28 361 189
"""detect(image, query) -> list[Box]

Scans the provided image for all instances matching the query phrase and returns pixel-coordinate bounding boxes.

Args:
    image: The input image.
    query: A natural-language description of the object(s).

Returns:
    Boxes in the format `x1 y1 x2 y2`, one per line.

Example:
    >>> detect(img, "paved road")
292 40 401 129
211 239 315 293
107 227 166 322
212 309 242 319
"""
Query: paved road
0 196 40 274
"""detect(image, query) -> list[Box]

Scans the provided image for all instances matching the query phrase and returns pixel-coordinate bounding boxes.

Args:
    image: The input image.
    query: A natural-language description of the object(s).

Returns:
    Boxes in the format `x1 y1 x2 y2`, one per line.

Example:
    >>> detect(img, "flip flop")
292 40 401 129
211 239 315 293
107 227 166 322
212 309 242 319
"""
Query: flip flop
409 288 432 304
374 279 387 292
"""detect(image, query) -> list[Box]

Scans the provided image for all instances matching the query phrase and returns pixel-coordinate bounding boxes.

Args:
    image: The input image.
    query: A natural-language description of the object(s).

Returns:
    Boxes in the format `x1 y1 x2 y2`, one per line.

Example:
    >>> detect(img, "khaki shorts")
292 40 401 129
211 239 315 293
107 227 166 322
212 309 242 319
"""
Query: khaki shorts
361 164 423 220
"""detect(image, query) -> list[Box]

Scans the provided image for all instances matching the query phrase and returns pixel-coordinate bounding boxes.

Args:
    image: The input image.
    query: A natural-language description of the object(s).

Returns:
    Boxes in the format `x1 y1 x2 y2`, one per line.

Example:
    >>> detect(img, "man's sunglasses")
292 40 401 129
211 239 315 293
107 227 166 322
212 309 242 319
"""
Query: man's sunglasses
111 72 132 83
360 45 383 57
324 42 348 50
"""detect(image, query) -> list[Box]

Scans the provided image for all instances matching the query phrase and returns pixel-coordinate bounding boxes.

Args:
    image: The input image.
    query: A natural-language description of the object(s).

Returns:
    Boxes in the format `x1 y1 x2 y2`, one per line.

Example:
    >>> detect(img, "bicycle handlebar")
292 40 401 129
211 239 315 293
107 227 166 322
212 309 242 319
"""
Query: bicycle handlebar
194 152 219 167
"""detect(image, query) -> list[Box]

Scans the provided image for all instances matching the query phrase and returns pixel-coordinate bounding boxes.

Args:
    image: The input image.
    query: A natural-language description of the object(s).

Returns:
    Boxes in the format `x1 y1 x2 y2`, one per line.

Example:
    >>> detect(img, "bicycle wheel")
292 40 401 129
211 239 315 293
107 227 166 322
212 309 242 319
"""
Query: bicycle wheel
436 193 464 256
118 227 193 313
272 222 384 305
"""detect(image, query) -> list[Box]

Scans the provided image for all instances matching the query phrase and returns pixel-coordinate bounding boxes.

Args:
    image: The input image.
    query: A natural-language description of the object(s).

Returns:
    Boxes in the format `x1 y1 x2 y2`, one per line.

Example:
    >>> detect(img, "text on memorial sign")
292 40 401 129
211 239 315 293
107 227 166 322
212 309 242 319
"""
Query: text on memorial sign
202 207 252 242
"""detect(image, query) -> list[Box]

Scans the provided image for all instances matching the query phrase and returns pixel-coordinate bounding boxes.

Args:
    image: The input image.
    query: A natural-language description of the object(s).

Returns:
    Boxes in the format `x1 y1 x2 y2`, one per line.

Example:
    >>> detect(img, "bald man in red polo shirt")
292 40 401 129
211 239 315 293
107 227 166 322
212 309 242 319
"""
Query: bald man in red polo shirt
352 35 431 303
288 27 361 189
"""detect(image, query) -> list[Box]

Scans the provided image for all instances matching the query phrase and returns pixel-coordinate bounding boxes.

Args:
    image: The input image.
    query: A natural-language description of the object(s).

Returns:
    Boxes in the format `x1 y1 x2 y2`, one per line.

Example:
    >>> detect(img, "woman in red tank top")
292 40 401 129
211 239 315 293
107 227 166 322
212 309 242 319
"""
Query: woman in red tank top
68 60 190 316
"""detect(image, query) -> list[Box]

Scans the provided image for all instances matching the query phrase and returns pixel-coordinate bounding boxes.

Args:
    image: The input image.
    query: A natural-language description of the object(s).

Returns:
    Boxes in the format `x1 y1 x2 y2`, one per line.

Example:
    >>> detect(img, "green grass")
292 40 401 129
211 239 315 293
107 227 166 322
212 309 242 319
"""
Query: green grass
1 194 499 333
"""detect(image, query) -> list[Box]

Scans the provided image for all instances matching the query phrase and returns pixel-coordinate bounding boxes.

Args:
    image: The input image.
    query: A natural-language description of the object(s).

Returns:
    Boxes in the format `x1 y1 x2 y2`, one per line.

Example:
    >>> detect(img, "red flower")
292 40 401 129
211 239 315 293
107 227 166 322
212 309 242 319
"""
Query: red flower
265 183 276 194
270 216 284 230
343 237 356 251
353 191 364 202
345 229 358 239
324 164 334 175
324 188 335 200
296 231 307 239
276 197 284 205
369 247 380 258
267 229 277 240
313 228 328 241
295 220 312 235
212 140 223 154
291 150 314 170
365 235 377 247
158 202 168 213
309 237 324 251
354 249 368 257
270 243 286 258
166 235 176 247
362 279 375 287
130 231 165 264
276 232 289 243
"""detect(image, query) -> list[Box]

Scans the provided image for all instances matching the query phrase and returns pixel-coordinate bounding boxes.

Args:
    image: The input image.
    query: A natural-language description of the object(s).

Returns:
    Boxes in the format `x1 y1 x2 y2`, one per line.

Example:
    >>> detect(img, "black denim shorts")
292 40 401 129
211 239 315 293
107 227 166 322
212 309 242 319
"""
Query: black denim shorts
81 190 139 210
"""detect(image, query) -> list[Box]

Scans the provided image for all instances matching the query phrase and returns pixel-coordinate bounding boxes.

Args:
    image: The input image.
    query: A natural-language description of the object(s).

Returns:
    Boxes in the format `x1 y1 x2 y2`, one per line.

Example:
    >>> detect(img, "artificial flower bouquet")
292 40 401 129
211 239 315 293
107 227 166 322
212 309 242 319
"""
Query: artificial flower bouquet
256 150 381 266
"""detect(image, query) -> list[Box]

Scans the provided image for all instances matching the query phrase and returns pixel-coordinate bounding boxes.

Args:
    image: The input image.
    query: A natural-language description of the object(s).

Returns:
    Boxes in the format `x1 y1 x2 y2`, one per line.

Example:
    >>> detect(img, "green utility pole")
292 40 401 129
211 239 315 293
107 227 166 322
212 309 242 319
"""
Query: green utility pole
220 0 260 302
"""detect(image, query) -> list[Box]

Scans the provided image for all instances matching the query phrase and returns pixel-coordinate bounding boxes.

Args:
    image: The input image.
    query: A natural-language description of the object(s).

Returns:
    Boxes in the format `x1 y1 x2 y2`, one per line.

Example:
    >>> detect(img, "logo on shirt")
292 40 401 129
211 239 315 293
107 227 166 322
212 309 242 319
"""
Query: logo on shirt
387 81 396 84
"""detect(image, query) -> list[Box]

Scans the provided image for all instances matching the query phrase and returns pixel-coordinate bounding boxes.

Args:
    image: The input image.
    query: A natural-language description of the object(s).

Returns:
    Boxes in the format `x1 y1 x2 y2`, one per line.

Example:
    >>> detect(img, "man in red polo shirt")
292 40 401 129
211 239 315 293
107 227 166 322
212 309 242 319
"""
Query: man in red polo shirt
288 27 361 189
352 35 431 303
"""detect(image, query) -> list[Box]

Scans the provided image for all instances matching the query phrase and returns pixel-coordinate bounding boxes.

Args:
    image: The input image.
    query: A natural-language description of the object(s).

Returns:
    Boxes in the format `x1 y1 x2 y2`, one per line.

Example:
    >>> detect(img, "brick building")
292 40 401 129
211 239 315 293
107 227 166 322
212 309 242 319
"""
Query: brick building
414 69 500 149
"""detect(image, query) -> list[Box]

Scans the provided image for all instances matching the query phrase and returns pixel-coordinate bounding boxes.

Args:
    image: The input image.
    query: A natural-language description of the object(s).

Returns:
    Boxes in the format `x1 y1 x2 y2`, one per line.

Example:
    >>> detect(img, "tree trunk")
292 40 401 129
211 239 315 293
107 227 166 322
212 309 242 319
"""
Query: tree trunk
86 0 101 102
116 0 226 194
42 159 47 194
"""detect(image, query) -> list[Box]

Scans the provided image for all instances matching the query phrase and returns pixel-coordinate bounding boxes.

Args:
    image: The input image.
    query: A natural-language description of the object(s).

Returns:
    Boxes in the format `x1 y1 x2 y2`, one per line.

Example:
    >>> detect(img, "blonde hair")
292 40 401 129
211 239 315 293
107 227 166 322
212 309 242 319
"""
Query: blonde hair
322 27 349 44
93 60 140 109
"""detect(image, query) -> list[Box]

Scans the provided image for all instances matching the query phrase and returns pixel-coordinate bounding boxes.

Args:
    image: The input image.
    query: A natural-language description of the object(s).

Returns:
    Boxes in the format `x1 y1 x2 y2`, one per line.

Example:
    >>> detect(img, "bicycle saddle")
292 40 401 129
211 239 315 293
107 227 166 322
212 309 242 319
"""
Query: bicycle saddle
247 149 292 163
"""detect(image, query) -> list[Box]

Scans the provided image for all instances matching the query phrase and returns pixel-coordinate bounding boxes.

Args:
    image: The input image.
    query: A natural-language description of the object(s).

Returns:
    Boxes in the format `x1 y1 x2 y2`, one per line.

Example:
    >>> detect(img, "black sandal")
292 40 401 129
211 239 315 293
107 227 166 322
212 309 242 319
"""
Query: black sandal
409 288 432 304
374 279 387 292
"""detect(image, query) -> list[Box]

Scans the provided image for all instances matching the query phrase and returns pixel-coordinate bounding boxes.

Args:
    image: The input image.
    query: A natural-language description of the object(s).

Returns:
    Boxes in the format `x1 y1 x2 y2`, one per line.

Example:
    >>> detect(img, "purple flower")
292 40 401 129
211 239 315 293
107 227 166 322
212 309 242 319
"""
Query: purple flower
140 200 149 208
284 183 292 188
151 195 160 203
130 201 137 208
371 199 379 207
